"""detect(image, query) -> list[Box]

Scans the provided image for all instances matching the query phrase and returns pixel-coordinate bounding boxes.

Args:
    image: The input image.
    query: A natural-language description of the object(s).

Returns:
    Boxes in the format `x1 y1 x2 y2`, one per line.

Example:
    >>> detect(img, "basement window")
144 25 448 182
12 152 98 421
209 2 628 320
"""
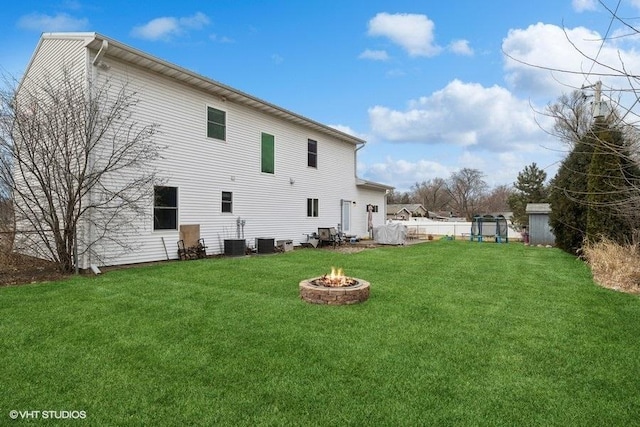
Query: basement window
154 186 178 230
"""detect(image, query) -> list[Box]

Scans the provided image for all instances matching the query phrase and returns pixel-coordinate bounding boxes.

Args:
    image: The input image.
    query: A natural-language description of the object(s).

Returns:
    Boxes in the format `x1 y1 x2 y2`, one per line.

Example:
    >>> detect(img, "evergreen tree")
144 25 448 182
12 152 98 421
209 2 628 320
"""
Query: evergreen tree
586 119 640 244
507 162 548 227
548 136 595 255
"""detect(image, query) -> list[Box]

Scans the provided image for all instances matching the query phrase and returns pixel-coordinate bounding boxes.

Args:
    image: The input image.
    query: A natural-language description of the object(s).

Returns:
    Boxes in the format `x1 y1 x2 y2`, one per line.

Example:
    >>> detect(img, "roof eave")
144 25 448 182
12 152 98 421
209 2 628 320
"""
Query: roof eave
356 179 394 192
79 33 364 145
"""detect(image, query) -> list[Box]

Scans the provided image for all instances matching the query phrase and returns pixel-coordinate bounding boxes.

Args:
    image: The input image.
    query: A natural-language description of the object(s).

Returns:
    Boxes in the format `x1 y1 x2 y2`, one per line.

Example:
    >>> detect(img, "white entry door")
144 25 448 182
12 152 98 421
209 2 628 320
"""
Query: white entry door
341 200 351 233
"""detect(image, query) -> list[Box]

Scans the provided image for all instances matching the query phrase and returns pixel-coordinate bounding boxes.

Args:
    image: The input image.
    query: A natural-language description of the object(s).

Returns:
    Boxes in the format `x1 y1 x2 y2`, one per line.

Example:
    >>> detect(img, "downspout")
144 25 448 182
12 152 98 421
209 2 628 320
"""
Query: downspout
354 142 365 178
92 40 109 68
83 37 109 270
354 141 366 236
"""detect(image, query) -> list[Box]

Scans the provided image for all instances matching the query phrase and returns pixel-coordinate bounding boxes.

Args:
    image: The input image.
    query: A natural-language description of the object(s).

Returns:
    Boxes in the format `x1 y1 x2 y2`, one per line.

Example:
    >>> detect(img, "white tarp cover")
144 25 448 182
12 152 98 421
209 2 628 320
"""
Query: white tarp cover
373 223 407 245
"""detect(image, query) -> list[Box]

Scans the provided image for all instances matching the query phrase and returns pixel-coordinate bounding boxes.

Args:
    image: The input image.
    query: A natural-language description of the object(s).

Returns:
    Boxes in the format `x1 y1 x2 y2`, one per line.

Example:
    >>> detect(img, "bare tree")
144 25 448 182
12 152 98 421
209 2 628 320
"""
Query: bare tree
386 189 412 204
482 184 514 213
411 178 450 213
542 90 592 147
0 197 12 253
0 68 162 272
446 168 488 221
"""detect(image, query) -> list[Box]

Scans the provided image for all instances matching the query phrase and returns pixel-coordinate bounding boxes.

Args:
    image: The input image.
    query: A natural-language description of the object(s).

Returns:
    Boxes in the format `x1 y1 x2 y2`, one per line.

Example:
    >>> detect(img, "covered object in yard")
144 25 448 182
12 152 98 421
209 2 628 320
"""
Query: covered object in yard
373 223 407 245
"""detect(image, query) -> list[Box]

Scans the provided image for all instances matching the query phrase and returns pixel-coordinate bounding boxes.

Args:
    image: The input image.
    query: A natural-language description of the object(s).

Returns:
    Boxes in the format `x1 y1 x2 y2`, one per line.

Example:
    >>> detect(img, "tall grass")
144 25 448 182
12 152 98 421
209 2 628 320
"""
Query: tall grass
582 237 640 294
1 241 639 425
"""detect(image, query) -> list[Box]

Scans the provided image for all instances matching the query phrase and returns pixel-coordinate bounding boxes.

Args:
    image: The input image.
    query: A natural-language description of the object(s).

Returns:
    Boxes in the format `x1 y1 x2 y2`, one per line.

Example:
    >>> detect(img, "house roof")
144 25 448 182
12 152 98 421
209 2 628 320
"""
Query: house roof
525 203 552 214
387 204 426 214
32 32 366 147
356 178 394 191
386 206 412 216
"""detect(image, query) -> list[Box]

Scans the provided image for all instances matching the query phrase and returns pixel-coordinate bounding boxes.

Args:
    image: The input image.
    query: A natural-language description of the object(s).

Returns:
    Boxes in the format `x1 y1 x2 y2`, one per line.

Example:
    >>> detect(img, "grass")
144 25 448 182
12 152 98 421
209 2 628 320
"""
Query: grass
1 241 640 425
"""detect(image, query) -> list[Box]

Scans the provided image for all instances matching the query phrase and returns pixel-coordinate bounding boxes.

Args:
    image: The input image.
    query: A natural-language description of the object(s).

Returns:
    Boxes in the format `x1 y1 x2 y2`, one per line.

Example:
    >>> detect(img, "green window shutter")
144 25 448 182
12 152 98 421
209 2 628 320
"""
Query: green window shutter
261 133 274 174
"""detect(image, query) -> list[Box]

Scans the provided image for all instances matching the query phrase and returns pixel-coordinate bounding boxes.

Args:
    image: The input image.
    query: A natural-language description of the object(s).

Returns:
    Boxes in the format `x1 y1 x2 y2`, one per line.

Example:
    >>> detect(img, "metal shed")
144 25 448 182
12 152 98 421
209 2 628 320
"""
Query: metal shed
525 203 555 246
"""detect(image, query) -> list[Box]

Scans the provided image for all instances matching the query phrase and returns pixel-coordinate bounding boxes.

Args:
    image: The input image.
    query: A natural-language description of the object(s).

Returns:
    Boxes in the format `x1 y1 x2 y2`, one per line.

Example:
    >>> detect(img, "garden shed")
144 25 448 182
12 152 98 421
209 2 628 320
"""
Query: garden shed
525 203 555 246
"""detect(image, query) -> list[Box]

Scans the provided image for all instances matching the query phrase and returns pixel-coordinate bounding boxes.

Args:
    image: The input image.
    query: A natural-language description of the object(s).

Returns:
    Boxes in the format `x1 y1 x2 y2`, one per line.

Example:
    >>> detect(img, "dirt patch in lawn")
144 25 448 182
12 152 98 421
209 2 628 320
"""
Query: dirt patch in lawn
0 252 67 287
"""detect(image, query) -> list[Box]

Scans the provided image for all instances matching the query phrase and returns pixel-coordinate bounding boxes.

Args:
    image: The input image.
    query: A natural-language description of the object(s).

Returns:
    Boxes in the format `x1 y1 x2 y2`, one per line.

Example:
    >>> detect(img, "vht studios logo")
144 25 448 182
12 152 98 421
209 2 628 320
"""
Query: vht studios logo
9 410 87 420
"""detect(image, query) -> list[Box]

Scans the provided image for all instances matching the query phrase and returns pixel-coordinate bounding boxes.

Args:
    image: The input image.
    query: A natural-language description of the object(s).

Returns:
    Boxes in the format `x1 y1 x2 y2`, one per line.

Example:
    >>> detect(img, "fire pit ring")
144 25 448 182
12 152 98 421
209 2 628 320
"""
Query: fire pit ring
299 277 370 305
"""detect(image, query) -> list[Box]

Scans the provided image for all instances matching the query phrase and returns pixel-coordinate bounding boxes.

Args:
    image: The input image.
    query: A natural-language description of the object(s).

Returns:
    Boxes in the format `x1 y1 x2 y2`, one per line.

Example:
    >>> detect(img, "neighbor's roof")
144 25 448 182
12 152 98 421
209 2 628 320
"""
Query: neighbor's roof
386 204 425 214
31 32 366 147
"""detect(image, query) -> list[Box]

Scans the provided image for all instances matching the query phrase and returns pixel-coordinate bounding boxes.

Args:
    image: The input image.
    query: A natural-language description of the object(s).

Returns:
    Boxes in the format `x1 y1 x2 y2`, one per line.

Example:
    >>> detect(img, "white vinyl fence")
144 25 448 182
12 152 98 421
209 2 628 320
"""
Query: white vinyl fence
389 218 521 241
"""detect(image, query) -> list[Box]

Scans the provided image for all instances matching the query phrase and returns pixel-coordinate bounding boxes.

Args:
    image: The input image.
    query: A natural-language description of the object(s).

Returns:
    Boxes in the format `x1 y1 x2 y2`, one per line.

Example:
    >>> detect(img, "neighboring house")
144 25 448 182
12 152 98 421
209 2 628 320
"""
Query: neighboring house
525 203 555 246
386 204 427 220
16 32 392 268
427 211 467 222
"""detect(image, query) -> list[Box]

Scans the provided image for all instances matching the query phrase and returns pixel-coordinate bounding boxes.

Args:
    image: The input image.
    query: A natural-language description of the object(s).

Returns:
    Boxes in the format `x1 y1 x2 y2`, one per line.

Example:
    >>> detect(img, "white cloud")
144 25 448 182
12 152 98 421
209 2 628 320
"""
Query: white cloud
367 12 441 57
131 12 210 41
358 49 389 61
449 39 473 56
359 147 562 191
362 157 452 189
502 22 640 100
329 124 368 140
572 0 597 12
179 12 209 29
271 54 284 64
17 12 88 32
385 69 406 78
209 34 234 43
368 79 550 152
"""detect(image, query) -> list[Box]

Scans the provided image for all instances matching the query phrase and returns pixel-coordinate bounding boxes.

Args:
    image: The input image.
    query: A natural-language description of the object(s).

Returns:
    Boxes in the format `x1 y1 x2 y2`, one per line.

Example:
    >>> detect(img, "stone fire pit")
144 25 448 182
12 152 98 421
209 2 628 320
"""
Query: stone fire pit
299 267 370 305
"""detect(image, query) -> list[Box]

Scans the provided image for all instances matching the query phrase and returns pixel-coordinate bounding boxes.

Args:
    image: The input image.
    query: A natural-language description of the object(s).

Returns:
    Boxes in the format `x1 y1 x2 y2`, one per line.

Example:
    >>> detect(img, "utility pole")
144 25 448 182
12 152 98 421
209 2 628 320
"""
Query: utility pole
582 81 606 118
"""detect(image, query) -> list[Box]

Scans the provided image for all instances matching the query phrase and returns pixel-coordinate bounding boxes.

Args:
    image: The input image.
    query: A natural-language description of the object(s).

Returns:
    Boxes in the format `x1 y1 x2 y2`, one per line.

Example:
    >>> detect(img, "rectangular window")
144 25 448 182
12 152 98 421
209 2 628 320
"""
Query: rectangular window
261 132 275 174
367 204 379 213
154 186 178 230
207 107 226 140
307 198 318 217
222 191 233 213
307 139 317 168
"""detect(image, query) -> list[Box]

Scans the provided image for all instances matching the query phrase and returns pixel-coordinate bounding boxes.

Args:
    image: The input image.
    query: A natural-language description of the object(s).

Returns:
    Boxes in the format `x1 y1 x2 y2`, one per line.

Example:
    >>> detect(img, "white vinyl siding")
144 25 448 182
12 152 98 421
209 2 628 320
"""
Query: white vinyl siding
21 34 389 268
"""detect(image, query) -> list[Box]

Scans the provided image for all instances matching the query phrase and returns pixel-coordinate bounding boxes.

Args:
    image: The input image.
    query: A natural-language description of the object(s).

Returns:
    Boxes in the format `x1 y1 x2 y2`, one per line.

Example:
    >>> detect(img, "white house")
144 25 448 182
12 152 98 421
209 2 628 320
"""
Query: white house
386 204 428 220
16 32 392 268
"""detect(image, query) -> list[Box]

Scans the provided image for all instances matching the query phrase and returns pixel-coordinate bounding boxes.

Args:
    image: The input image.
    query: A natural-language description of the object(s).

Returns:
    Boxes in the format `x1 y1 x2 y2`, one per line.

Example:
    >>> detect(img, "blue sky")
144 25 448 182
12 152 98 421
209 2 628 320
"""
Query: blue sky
1 0 639 191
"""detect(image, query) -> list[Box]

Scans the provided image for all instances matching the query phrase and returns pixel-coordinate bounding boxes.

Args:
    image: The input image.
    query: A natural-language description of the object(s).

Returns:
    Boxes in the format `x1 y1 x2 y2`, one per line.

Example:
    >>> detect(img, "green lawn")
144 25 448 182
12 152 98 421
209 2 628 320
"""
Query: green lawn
1 241 639 426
